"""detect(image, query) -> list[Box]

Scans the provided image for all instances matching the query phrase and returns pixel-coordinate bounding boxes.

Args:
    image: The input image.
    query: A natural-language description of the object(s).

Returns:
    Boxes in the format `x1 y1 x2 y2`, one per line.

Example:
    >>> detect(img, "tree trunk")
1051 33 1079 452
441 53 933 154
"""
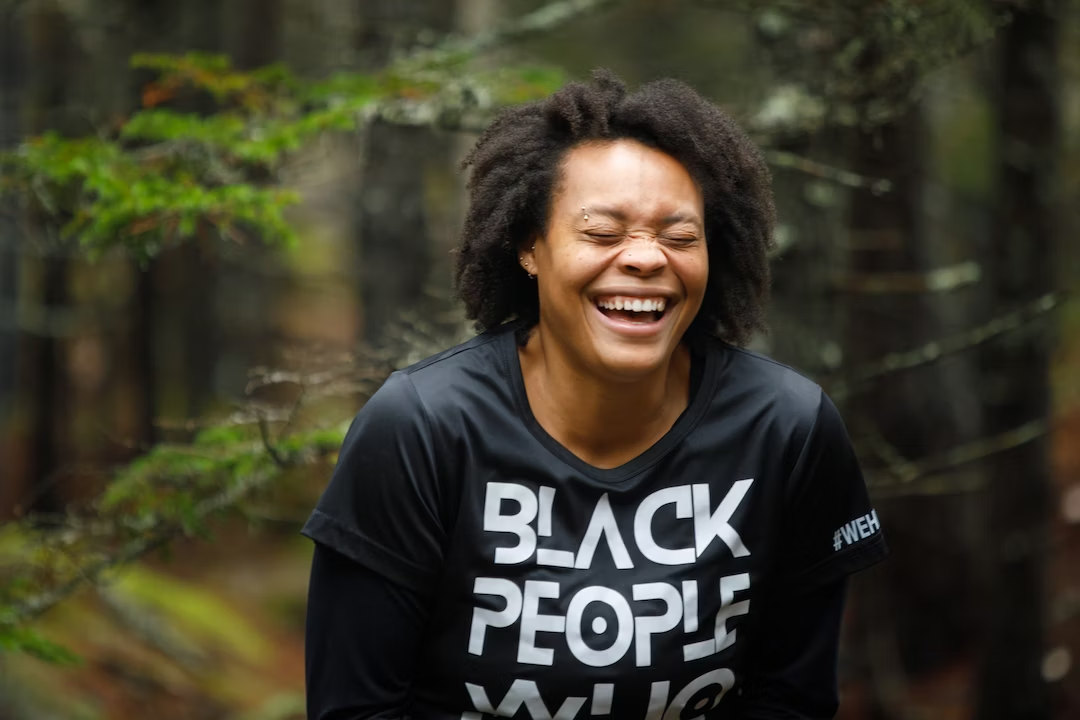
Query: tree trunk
13 2 79 517
0 2 26 519
844 110 929 719
100 0 161 454
134 0 224 424
845 99 986 713
765 128 849 370
974 4 1058 718
231 0 281 70
355 0 456 345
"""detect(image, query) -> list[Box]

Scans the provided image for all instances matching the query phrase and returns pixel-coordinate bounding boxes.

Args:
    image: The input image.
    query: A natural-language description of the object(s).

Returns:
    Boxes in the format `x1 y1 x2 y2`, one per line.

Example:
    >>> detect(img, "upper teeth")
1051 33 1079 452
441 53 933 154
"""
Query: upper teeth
597 297 667 312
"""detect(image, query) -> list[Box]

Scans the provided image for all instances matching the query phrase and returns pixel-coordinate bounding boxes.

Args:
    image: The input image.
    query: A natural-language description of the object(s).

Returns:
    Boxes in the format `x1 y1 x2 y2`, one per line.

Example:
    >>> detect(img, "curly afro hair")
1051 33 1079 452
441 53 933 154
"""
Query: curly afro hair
454 69 776 347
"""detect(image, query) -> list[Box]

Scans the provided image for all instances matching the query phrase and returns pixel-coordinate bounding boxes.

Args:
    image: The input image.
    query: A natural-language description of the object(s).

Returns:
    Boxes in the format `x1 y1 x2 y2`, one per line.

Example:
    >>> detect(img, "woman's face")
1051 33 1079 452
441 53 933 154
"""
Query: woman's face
521 139 708 382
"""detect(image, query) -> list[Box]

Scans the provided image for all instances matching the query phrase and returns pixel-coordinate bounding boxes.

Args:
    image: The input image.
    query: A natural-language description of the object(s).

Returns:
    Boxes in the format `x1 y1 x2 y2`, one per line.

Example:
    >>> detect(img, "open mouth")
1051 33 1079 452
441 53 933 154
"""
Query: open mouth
594 295 670 324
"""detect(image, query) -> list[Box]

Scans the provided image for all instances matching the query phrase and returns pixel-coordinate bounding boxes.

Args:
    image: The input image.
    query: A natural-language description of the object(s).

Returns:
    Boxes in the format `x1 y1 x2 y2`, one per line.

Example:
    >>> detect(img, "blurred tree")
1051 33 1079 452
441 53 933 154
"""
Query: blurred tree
355 0 457 344
751 6 989 704
233 0 282 70
15 1 80 517
746 3 1059 715
975 2 1059 718
149 0 225 425
0 0 26 520
843 97 990 712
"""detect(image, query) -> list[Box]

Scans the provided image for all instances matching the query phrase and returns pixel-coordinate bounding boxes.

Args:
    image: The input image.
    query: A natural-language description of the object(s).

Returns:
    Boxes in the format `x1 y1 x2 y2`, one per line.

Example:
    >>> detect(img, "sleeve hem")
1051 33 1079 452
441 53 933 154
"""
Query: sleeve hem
784 534 888 596
301 509 436 595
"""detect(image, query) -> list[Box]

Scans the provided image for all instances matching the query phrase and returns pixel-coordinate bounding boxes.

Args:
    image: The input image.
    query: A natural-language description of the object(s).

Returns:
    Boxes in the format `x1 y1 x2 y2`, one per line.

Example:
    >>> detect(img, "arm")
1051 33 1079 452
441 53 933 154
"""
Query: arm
736 579 849 719
305 544 430 720
733 391 881 718
302 372 450 717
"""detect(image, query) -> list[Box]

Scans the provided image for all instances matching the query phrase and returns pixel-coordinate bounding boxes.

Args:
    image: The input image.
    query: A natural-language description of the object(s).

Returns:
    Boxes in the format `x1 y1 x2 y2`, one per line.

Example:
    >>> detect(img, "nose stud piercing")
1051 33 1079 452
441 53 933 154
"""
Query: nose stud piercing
582 206 589 221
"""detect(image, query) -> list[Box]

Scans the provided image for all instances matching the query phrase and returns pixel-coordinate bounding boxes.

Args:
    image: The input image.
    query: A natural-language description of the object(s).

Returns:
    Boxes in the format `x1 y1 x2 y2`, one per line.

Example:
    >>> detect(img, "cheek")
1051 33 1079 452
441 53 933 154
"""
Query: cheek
676 253 709 296
539 257 593 311
550 248 607 286
695 259 710 293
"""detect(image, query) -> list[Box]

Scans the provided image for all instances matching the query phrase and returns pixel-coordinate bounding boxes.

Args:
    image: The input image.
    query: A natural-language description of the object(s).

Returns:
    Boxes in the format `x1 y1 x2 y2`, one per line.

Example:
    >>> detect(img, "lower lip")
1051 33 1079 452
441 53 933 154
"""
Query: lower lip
591 303 673 338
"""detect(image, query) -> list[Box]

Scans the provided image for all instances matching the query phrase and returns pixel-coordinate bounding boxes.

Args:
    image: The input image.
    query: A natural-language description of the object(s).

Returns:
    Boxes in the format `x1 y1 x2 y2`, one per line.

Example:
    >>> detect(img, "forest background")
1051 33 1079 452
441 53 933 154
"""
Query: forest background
0 0 1078 718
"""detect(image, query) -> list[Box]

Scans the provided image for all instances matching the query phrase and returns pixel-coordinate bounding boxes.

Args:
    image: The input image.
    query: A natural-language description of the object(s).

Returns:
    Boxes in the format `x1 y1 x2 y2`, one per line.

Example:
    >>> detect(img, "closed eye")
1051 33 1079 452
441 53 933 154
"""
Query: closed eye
584 232 622 242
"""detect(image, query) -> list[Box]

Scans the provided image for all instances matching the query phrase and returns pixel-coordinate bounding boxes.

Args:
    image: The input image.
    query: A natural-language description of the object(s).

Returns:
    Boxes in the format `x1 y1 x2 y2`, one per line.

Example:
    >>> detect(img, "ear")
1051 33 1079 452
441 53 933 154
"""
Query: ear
518 238 538 276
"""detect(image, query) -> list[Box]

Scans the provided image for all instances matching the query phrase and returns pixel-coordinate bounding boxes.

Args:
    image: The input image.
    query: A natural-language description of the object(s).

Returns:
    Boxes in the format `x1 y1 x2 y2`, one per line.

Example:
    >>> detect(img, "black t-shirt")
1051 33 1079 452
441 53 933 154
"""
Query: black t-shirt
302 325 886 719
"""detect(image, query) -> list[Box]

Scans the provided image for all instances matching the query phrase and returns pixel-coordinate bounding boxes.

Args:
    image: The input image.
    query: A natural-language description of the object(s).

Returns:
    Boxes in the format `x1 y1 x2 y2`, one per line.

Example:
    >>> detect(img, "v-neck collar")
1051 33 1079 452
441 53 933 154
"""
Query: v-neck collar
498 328 719 484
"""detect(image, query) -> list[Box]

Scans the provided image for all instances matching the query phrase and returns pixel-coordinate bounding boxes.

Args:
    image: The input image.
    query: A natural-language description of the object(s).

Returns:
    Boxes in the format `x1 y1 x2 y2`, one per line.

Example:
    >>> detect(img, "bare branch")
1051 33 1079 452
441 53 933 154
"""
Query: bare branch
829 292 1063 400
5 450 307 625
244 367 353 394
11 529 173 623
834 261 981 294
918 419 1047 478
442 0 620 57
257 415 286 468
866 418 1050 496
861 431 919 485
152 410 291 432
763 149 893 193
360 0 624 134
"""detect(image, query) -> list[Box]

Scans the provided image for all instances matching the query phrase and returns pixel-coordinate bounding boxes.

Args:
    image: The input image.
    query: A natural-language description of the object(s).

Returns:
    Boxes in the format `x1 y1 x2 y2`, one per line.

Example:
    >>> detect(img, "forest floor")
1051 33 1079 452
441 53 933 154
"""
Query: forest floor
2 520 311 720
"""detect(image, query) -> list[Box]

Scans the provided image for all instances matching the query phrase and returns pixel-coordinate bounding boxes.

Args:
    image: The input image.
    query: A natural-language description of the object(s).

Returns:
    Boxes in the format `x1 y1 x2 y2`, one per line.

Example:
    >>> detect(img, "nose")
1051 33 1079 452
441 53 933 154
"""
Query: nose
618 235 667 276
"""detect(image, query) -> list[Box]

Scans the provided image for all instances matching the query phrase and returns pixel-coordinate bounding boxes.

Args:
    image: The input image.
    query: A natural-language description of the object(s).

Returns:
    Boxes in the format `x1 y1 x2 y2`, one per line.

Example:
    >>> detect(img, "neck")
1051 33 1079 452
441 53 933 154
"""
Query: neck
518 327 692 469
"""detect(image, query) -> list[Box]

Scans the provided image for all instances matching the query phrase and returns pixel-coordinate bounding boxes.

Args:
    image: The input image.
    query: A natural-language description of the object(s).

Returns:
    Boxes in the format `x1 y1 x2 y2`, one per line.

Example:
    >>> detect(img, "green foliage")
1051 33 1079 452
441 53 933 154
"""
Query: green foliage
0 618 82 666
0 51 562 261
131 52 302 109
7 130 301 260
487 66 566 105
0 418 348 663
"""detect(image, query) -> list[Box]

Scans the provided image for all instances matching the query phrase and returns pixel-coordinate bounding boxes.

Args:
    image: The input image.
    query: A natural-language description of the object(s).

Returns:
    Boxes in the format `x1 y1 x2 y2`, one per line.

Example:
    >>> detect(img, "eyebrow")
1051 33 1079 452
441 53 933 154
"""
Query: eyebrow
584 206 704 230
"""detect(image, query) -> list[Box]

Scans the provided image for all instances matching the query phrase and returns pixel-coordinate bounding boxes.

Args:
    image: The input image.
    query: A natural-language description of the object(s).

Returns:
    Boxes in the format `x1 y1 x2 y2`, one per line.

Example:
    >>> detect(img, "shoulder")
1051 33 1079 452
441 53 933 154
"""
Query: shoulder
399 326 508 379
708 340 825 421
698 340 849 471
390 325 516 424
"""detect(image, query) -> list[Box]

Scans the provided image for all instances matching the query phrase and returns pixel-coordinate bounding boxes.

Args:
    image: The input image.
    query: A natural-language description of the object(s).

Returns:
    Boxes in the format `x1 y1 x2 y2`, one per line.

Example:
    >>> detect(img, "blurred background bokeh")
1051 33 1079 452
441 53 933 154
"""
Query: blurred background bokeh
0 0 1078 718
